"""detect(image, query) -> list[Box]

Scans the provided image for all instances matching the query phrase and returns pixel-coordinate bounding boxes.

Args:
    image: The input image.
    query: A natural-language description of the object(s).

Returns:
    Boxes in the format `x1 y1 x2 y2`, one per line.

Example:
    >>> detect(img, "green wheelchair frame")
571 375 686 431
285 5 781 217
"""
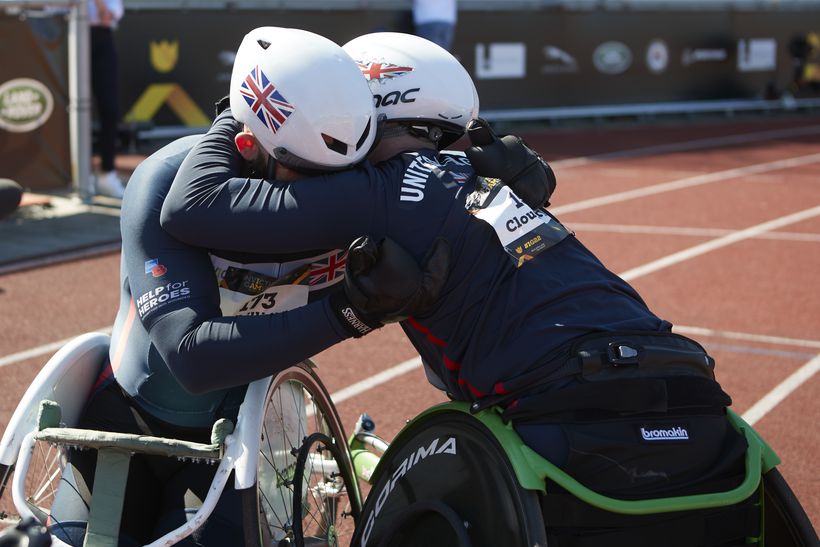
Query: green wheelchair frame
348 402 816 546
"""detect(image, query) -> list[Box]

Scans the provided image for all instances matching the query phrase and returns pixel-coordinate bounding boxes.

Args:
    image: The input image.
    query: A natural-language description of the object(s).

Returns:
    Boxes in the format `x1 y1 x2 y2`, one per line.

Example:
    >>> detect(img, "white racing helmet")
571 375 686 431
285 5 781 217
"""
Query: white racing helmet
343 32 479 148
230 27 377 171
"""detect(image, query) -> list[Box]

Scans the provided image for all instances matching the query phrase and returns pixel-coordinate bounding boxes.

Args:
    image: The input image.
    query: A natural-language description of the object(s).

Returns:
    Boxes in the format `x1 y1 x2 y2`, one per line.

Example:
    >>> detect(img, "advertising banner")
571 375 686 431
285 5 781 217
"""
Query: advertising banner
109 7 819 130
458 10 819 110
0 13 71 190
117 10 413 128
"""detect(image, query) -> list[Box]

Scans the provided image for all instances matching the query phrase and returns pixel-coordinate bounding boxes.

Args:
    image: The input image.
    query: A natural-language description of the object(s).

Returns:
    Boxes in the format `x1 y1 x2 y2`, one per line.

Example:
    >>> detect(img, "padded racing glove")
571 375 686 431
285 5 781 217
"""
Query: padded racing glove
330 236 450 338
465 118 557 209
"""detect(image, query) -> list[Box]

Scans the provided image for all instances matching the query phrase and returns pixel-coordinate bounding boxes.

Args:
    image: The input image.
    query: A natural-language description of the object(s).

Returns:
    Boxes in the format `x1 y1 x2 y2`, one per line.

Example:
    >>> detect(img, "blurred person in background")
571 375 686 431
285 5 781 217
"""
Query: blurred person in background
89 0 126 198
413 0 457 51
52 28 443 546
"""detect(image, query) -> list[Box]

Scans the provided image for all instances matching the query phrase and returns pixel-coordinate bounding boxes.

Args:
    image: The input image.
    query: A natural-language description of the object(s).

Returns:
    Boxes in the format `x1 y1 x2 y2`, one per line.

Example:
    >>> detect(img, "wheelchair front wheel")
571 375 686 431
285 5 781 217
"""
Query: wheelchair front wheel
241 362 361 547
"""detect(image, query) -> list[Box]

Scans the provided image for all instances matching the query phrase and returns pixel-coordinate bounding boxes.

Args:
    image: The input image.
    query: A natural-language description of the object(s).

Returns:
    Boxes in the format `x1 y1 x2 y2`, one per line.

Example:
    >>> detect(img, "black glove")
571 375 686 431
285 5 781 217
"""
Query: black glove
465 118 557 209
330 236 450 338
0 517 51 547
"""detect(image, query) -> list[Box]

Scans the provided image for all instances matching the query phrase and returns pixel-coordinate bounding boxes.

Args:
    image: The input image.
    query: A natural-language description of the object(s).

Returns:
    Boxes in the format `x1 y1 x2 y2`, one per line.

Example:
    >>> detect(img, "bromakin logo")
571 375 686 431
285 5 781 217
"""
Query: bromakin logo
0 78 54 133
640 426 689 441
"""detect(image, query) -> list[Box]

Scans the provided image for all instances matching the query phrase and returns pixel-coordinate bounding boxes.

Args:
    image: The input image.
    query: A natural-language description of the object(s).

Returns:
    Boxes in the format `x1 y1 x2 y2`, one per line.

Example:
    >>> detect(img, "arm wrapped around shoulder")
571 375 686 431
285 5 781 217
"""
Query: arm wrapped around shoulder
465 118 556 209
330 236 450 338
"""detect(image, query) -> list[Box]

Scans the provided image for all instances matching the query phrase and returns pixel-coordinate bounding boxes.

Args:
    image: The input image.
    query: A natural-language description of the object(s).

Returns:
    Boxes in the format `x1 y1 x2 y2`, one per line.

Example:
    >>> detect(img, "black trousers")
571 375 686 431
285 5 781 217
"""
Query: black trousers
91 26 119 172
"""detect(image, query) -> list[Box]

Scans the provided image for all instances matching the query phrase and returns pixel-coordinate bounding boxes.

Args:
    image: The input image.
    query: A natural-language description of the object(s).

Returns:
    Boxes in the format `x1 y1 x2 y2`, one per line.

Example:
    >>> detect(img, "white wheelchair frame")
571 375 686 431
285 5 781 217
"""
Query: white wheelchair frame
0 332 323 547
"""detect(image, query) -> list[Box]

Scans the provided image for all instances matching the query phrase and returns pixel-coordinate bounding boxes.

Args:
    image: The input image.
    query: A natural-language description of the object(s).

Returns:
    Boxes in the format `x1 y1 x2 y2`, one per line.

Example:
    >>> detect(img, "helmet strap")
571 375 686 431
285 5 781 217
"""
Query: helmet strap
381 124 440 149
407 124 443 145
264 155 276 179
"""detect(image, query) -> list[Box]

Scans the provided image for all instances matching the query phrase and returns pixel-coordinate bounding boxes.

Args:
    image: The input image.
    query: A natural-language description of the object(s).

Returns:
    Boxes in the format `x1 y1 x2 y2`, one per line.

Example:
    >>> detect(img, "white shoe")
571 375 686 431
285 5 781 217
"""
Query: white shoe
96 171 125 199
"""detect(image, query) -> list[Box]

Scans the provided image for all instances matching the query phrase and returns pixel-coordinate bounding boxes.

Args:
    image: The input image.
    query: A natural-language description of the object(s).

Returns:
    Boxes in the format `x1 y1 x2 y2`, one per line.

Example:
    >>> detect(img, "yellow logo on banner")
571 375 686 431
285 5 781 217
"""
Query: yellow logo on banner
125 84 210 126
150 40 179 73
125 39 209 127
805 32 820 83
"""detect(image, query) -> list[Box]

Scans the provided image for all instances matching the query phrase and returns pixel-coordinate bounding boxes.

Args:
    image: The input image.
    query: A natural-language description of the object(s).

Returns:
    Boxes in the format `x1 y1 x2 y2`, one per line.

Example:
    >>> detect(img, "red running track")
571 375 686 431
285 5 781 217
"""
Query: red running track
1 114 818 531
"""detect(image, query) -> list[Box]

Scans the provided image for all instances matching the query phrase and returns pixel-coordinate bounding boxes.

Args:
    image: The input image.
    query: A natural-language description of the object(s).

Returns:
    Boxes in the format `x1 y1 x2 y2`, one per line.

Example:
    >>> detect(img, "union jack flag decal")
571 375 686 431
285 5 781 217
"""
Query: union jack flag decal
239 66 294 134
357 61 415 82
308 250 347 286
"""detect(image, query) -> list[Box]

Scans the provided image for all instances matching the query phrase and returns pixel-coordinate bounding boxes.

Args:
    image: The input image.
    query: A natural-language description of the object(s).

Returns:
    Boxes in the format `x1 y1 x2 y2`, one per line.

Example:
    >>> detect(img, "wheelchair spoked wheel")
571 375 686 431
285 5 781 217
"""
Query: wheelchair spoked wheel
242 363 361 547
291 432 357 546
762 468 819 546
0 438 69 527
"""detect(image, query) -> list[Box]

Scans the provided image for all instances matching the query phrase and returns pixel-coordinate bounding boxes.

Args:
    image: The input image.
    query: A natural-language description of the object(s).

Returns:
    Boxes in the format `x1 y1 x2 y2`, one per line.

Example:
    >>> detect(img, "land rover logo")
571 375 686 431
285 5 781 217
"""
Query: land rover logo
593 41 632 75
0 78 54 133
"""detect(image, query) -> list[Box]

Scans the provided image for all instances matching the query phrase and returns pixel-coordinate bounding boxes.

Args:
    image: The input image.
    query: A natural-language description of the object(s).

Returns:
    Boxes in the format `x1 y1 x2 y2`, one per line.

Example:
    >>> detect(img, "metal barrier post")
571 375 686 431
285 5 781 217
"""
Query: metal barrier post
67 0 93 202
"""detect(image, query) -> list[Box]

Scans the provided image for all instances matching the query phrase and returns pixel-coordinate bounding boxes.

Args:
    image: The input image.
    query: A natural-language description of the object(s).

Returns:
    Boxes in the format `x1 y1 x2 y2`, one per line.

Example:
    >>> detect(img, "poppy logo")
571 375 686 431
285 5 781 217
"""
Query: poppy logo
145 258 168 277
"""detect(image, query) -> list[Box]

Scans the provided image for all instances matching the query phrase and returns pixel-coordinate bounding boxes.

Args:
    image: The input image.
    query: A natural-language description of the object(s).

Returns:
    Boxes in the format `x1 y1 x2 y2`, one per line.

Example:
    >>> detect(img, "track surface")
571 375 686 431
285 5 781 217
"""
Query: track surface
1 115 818 531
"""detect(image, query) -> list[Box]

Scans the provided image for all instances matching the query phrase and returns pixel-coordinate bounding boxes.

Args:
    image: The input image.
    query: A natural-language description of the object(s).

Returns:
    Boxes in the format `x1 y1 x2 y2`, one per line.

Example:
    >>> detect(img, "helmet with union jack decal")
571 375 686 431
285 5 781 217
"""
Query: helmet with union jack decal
342 32 479 148
230 27 377 171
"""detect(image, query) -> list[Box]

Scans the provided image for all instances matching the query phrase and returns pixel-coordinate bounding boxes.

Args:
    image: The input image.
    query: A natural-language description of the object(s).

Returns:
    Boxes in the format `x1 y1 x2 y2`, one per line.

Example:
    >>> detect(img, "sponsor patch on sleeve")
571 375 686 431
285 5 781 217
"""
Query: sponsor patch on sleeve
136 280 191 318
465 177 571 267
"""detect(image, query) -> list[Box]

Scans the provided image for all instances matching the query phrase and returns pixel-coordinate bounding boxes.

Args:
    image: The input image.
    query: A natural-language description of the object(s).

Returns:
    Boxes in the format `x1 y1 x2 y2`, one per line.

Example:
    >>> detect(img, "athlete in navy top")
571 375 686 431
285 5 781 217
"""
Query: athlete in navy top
109 134 356 429
161 109 671 402
157 30 750 544
59 31 454 544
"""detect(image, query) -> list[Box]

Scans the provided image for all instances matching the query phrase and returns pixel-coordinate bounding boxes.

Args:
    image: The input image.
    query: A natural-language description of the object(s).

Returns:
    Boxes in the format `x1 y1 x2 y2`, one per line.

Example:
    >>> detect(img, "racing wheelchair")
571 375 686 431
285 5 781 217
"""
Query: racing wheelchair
347 403 819 547
0 332 361 546
1 333 818 546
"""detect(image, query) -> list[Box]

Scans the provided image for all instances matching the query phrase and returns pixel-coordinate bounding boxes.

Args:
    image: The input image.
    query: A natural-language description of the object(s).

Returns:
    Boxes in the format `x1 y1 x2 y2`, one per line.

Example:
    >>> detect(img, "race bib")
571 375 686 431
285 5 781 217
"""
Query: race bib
214 262 311 317
466 177 570 267
219 284 310 317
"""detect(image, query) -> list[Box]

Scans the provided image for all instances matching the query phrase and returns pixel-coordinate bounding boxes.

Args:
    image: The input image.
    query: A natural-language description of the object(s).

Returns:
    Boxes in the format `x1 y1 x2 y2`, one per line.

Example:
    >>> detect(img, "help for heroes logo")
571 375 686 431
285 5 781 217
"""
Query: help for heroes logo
137 258 190 318
136 281 191 318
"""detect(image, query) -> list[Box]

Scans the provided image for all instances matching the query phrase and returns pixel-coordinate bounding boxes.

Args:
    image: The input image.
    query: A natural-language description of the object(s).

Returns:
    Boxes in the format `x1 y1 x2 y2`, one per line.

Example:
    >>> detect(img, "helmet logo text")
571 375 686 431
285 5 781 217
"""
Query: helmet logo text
373 88 420 108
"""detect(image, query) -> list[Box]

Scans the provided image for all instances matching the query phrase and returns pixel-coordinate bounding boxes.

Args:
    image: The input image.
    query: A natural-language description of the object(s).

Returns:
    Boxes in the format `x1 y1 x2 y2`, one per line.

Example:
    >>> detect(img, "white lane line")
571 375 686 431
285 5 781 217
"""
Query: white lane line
329 356 422 405
551 152 820 216
618 204 820 281
673 325 820 350
551 124 820 169
0 327 111 368
4 209 820 369
569 222 820 243
741 354 820 426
